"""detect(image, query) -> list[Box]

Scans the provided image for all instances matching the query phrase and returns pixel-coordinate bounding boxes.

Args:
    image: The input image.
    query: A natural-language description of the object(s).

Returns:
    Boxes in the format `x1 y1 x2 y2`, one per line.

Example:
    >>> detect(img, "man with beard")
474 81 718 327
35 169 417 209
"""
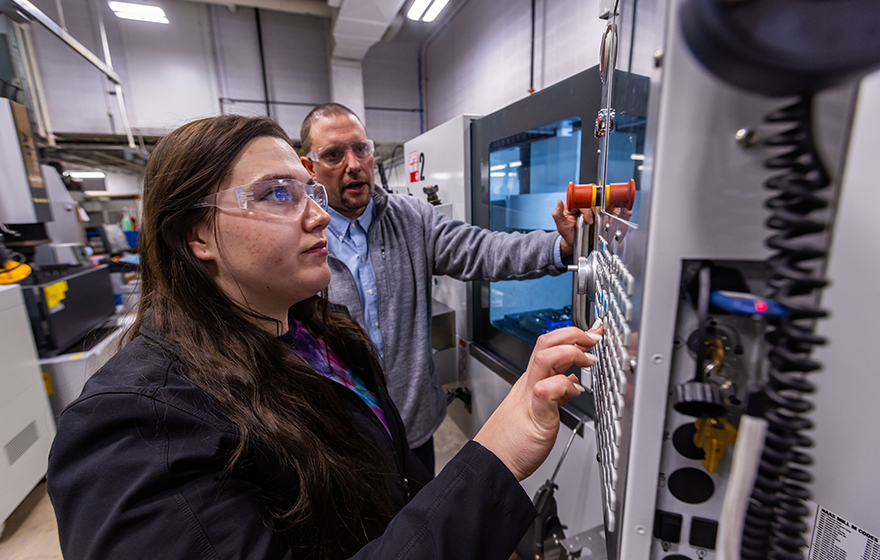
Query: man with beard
300 103 578 475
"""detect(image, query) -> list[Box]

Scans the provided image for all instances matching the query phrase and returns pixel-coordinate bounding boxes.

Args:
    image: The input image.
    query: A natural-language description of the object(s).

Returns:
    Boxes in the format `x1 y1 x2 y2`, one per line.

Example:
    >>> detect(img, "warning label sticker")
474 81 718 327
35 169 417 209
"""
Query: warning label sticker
808 505 880 560
408 150 420 183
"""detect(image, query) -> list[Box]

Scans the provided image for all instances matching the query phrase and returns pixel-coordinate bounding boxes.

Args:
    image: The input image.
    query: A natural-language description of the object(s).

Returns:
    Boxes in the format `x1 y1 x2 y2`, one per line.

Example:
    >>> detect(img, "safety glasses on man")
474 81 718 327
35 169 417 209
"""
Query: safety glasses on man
194 178 328 217
305 140 374 167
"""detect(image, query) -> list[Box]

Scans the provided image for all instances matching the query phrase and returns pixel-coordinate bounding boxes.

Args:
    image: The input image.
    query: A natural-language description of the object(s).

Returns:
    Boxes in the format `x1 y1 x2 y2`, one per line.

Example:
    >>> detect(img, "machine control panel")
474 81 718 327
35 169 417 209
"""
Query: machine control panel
588 236 635 540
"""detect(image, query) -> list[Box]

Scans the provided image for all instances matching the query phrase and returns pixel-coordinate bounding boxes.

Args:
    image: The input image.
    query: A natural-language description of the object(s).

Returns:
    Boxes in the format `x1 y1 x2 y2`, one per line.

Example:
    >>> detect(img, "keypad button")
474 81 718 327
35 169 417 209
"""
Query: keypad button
653 510 683 543
689 517 719 549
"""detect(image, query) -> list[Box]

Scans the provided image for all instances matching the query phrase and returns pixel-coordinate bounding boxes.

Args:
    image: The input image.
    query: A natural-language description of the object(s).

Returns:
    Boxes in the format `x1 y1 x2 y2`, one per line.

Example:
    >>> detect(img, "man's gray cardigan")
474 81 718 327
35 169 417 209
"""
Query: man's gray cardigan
327 187 564 448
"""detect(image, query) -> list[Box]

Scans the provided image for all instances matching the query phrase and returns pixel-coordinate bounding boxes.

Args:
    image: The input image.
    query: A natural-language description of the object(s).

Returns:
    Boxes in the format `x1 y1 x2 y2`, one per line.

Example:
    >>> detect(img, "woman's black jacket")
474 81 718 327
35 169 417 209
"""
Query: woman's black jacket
47 321 536 559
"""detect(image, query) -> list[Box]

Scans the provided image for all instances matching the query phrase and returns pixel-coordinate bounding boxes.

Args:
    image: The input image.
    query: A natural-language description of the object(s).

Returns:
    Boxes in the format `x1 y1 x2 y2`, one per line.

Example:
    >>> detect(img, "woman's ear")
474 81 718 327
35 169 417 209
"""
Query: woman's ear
187 223 215 262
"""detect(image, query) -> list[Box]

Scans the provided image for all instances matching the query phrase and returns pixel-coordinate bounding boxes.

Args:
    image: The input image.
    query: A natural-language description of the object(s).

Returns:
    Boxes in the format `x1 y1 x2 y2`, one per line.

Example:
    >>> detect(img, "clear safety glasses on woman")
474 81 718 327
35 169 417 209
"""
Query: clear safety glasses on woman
305 140 374 167
194 178 328 217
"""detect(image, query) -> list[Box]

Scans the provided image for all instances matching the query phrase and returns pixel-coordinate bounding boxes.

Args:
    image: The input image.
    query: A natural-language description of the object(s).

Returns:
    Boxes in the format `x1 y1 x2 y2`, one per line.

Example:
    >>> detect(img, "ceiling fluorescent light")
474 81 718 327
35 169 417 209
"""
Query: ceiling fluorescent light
114 12 169 23
422 0 450 22
65 171 106 179
109 1 169 24
407 0 432 20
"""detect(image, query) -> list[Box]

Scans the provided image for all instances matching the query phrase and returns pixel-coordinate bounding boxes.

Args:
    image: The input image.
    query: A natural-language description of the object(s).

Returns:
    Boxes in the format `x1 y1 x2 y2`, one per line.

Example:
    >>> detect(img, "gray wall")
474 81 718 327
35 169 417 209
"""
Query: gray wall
421 0 607 128
30 0 220 136
26 0 422 142
363 25 422 144
24 0 614 144
211 7 330 137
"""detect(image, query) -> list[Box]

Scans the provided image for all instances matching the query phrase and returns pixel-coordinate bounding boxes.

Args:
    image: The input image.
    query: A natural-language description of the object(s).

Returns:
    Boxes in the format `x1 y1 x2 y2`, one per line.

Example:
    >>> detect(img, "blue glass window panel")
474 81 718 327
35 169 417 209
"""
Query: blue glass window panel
485 116 581 345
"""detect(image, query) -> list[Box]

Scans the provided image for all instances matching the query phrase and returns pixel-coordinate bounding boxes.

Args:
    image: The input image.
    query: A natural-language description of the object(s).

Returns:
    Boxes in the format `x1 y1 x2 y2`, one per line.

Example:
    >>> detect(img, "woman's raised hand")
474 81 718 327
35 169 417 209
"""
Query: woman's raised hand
474 324 603 481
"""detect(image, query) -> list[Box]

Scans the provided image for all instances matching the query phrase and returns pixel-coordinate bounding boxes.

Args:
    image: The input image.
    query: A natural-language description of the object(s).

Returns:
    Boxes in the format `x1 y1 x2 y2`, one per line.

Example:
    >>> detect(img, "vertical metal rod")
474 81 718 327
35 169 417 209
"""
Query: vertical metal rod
254 8 271 118
113 84 136 149
53 0 66 29
417 0 475 131
529 0 536 93
92 0 135 148
598 0 622 196
417 44 424 133
550 416 589 484
627 0 638 72
94 0 113 68
16 24 55 145
206 4 227 115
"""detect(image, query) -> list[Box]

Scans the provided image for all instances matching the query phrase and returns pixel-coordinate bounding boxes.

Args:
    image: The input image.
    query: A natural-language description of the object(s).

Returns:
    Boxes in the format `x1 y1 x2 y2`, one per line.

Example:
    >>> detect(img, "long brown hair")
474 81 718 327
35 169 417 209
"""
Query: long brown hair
133 115 393 558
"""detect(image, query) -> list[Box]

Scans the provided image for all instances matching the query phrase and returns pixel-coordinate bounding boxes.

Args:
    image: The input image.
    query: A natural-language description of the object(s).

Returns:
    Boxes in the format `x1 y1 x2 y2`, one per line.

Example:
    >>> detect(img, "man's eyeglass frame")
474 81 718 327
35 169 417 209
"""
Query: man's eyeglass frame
304 140 375 167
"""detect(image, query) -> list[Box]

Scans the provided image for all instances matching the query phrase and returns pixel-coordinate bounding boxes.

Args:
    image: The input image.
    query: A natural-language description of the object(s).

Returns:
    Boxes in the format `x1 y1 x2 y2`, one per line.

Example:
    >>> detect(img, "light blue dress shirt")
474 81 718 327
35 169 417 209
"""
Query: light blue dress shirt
327 199 385 358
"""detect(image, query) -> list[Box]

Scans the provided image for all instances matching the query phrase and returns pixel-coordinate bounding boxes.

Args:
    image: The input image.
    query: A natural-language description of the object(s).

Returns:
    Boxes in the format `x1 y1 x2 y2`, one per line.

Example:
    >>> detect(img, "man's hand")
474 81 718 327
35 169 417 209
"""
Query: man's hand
552 200 578 257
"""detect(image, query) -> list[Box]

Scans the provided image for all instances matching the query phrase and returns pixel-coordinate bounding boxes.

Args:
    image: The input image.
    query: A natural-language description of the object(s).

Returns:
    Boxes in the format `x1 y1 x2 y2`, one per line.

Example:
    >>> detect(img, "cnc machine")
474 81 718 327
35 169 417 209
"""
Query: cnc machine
407 1 880 558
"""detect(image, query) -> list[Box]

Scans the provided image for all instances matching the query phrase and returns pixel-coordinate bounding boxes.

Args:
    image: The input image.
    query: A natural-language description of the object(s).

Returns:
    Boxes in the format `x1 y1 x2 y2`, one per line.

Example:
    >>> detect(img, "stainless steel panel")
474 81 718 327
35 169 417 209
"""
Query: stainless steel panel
574 0 862 557
0 97 36 223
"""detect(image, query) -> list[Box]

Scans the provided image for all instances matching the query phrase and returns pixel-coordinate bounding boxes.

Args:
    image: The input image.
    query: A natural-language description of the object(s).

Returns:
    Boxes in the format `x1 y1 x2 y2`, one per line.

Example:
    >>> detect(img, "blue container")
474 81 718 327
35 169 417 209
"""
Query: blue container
124 231 139 250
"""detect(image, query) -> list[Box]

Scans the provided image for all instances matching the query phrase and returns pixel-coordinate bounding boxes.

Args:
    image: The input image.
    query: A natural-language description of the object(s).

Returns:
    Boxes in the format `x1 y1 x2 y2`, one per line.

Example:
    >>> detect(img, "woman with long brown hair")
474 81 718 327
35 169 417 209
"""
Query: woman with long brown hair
47 114 601 560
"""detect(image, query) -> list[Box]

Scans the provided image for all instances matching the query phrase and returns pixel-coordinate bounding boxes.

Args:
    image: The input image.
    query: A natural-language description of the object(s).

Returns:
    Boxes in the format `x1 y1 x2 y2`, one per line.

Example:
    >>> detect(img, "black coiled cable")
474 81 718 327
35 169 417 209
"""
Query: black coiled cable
741 96 831 560
0 234 27 274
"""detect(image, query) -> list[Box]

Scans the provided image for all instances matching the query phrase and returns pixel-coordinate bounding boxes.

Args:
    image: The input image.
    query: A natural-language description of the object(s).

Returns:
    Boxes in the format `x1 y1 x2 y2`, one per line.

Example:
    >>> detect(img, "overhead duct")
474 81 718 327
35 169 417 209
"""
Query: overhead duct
181 0 405 59
331 0 407 59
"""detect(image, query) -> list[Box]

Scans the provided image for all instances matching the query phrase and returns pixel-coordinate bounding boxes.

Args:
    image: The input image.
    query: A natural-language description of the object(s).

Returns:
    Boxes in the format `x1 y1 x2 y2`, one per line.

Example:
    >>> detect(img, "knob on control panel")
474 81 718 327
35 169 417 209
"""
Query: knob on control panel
673 380 726 418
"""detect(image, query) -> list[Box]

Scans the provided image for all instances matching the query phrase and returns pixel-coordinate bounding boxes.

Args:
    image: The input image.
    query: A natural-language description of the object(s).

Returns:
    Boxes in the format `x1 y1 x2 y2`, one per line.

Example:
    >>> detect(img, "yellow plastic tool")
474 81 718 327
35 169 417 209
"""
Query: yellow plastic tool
694 417 738 473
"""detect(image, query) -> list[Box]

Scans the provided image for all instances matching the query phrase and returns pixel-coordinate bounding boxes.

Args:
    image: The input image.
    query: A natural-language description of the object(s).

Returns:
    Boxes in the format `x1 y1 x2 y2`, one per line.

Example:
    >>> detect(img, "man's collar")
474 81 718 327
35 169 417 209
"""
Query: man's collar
327 198 376 239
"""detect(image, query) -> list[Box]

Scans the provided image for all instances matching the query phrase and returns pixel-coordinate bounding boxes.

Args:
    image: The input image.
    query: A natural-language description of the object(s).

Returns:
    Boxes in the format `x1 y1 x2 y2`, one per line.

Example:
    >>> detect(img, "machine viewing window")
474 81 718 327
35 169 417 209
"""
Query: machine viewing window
470 67 601 422
602 112 646 226
486 116 580 347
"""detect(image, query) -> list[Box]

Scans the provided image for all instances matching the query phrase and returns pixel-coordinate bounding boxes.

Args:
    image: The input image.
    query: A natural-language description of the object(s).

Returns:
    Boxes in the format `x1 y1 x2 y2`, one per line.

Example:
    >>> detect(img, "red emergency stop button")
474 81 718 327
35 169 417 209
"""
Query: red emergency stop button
566 179 636 212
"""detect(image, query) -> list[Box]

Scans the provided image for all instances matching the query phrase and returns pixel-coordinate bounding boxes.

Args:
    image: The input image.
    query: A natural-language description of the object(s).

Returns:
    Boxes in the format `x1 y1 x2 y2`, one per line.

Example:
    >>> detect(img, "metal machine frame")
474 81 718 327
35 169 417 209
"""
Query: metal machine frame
568 0 866 557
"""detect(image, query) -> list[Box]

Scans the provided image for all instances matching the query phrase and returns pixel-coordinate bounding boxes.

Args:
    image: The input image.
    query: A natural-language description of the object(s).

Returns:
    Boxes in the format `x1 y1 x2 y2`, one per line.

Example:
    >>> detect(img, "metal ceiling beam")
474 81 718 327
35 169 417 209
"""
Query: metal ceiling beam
3 0 121 84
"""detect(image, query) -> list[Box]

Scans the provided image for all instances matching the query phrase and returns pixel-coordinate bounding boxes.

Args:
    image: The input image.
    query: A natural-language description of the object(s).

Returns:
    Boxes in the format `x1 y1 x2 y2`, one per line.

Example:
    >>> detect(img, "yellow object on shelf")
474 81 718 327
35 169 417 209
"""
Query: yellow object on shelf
0 259 32 284
43 280 69 310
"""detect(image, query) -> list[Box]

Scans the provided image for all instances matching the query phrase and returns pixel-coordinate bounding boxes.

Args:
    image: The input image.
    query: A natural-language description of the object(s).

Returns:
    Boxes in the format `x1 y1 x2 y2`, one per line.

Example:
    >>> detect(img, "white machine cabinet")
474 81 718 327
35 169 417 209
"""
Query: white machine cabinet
0 284 56 531
403 114 480 386
403 113 479 335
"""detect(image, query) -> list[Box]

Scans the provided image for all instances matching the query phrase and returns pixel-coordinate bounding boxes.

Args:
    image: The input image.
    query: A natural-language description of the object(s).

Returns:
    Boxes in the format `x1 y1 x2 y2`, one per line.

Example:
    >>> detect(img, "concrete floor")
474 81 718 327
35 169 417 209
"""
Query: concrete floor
0 482 61 560
0 415 472 559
